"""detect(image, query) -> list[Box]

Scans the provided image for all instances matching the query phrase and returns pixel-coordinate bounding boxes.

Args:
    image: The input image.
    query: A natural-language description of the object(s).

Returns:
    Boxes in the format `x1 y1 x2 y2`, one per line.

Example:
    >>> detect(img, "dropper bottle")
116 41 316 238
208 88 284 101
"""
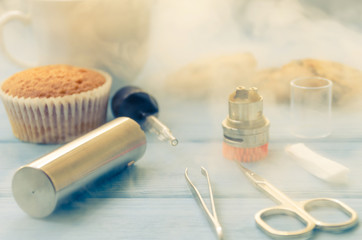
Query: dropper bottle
111 86 178 146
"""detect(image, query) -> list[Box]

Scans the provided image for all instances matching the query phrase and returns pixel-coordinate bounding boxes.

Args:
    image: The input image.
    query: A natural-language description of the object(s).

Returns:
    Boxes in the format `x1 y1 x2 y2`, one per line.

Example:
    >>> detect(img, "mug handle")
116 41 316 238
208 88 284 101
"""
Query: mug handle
0 10 35 68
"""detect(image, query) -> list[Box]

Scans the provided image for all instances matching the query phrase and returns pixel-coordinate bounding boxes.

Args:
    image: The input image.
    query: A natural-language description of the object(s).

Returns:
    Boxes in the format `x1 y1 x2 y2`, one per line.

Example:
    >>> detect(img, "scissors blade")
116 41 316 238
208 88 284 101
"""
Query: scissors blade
237 162 267 184
236 162 298 207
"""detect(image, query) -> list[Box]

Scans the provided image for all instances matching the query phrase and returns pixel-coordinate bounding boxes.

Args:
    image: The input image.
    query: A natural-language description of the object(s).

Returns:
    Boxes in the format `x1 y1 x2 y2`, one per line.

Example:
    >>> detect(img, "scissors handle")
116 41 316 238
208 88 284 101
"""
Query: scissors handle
301 198 359 231
255 198 358 239
255 205 316 239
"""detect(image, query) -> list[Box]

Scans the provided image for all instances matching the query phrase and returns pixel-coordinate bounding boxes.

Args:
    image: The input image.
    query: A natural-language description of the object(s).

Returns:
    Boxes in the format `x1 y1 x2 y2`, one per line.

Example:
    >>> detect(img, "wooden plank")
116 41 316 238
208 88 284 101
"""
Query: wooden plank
1 197 361 240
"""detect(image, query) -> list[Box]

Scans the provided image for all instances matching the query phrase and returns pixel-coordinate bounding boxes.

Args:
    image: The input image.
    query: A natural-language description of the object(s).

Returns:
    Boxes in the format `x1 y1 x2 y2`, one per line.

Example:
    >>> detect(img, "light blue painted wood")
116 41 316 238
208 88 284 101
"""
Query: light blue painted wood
1 50 362 240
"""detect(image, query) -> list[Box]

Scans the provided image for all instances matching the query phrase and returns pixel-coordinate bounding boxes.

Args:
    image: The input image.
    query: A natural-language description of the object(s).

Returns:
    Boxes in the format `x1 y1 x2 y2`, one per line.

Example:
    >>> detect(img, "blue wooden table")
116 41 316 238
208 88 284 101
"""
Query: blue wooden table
1 52 362 240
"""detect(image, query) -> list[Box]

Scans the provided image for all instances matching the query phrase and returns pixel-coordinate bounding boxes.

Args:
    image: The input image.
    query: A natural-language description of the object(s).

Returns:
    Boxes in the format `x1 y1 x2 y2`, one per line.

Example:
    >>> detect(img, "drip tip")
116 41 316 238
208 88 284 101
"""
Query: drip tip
222 86 270 161
111 86 178 146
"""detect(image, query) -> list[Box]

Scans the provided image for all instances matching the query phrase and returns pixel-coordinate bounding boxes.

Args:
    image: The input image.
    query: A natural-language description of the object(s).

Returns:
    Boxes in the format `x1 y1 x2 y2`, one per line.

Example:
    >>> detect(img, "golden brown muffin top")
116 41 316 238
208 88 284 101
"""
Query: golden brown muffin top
1 65 106 98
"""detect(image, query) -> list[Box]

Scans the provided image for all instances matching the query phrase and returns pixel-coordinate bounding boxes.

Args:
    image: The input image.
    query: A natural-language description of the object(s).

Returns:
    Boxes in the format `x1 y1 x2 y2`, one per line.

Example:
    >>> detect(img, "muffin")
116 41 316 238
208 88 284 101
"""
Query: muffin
0 64 112 143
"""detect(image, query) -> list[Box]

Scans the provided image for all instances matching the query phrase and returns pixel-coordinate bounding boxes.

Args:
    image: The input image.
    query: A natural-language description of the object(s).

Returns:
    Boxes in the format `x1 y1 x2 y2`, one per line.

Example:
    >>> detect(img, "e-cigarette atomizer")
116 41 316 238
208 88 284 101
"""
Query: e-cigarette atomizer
222 86 270 162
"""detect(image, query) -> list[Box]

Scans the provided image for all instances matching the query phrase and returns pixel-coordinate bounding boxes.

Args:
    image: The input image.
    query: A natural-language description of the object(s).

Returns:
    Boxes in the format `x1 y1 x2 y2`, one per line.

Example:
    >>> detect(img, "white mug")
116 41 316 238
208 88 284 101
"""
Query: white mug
0 0 152 82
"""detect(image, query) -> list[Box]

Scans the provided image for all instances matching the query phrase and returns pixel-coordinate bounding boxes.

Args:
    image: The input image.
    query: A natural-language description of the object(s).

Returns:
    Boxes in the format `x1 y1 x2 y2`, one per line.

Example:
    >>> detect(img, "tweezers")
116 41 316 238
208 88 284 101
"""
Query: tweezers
185 167 223 240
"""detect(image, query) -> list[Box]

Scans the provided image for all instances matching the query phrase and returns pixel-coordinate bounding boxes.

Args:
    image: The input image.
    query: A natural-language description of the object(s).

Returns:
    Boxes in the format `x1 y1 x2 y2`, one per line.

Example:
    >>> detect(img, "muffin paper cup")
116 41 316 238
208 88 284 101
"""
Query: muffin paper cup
0 69 112 143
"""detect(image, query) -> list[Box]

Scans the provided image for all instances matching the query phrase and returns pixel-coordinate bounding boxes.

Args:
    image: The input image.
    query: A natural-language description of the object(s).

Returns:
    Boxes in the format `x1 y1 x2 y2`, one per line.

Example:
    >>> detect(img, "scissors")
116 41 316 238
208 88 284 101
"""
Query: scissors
237 162 358 239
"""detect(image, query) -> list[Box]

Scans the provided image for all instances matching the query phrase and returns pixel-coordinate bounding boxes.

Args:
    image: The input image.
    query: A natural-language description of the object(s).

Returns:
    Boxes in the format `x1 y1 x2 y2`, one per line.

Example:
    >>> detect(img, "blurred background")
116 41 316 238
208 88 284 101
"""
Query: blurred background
1 0 362 105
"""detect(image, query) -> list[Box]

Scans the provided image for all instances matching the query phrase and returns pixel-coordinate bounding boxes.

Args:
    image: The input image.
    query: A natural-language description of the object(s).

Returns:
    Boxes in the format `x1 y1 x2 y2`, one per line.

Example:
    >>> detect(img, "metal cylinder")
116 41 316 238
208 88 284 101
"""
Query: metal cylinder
222 86 270 148
12 117 147 218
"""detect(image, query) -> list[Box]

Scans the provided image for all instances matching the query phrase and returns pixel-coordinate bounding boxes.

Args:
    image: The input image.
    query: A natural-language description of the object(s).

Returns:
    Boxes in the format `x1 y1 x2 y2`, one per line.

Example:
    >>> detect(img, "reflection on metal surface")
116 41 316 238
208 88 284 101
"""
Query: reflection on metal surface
12 117 146 218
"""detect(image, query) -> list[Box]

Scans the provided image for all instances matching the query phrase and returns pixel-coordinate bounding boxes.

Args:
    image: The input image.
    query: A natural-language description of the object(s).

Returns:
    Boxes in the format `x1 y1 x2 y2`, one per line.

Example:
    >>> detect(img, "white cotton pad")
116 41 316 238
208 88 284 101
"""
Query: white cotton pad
285 143 349 184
